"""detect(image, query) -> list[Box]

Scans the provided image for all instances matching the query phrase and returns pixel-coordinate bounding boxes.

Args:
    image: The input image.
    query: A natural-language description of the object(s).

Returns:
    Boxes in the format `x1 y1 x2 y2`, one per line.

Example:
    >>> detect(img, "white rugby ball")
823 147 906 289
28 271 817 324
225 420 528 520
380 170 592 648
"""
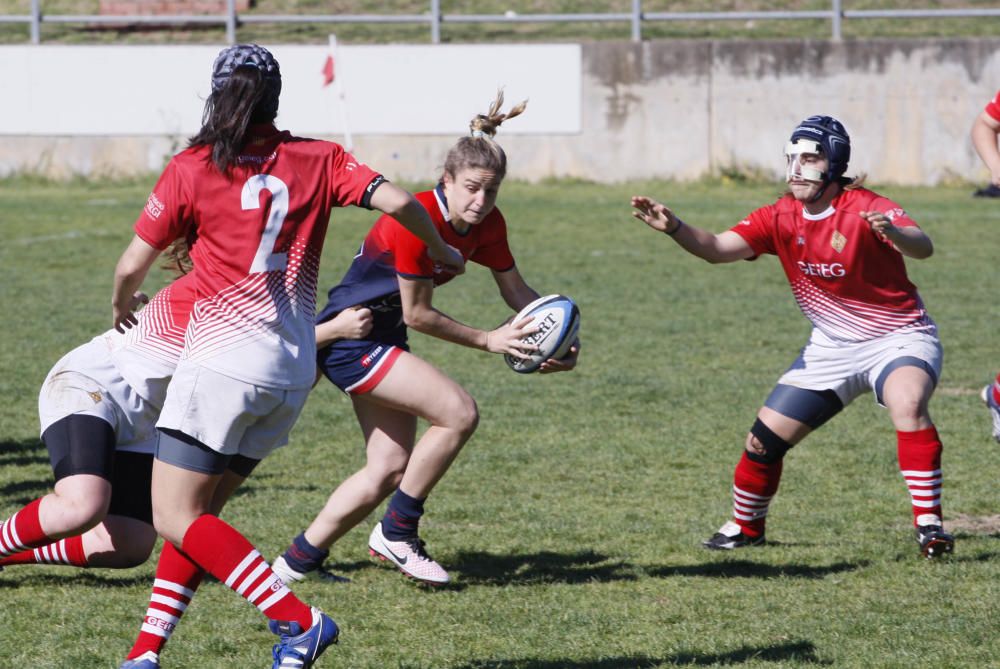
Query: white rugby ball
504 294 580 374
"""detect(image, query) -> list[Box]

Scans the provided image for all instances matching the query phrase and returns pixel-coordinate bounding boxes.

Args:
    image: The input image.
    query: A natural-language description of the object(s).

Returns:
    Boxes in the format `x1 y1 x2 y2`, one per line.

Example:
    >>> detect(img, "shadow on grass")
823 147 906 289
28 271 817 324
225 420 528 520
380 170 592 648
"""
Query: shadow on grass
0 570 152 589
241 469 322 495
0 479 52 507
448 550 635 586
328 553 862 586
454 640 830 667
0 438 48 468
0 439 52 506
646 559 867 580
316 551 635 589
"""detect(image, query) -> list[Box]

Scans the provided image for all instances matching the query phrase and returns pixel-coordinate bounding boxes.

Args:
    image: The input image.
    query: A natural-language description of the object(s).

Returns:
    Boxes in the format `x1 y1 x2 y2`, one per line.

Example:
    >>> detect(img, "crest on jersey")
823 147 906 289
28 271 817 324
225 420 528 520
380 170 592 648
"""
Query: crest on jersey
796 235 806 246
830 230 847 253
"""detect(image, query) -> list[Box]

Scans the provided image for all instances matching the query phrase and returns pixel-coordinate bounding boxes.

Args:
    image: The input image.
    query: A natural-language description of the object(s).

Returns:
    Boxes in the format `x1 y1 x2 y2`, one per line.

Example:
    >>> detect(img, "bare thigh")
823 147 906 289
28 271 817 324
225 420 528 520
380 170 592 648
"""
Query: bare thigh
359 350 478 430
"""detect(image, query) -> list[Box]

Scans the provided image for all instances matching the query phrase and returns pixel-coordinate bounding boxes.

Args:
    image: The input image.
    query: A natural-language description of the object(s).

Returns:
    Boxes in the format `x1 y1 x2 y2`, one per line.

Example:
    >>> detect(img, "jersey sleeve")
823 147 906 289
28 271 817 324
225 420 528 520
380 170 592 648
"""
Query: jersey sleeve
728 203 777 256
986 90 1000 122
869 195 919 229
469 210 516 271
327 147 385 209
133 160 194 250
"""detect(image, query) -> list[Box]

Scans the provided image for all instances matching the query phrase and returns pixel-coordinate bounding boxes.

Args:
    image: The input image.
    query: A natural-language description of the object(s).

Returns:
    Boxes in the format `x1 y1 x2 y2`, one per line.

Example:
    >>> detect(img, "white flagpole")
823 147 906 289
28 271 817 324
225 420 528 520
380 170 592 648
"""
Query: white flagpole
329 34 354 153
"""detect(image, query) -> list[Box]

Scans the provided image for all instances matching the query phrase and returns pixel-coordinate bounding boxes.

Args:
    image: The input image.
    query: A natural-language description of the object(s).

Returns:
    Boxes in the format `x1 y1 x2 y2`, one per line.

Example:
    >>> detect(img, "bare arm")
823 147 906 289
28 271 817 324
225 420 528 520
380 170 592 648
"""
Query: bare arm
971 110 1000 188
630 196 755 263
398 276 537 358
491 266 540 312
112 235 161 332
369 183 465 274
861 211 934 260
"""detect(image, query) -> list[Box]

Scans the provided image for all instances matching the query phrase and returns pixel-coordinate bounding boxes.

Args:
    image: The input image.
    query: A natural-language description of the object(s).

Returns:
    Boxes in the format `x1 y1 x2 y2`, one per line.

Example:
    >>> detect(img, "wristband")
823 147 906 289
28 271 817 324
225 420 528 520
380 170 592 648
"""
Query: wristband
666 219 684 236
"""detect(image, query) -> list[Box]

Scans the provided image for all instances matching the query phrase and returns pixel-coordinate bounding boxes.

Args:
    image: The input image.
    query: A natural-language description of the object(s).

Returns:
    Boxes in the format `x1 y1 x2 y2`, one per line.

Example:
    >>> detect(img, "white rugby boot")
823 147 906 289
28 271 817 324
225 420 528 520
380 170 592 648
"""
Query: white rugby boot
368 522 450 586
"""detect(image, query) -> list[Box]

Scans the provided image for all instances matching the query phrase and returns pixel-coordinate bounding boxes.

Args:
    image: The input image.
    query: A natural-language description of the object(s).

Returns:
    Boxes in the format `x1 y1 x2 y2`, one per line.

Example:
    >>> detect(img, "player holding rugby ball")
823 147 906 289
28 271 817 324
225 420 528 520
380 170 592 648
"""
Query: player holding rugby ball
631 115 953 558
272 92 580 587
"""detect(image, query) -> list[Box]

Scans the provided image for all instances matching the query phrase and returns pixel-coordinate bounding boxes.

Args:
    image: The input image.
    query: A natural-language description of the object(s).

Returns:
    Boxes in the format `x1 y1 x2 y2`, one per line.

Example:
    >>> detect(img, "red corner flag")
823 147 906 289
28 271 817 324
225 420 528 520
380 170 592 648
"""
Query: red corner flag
322 55 335 86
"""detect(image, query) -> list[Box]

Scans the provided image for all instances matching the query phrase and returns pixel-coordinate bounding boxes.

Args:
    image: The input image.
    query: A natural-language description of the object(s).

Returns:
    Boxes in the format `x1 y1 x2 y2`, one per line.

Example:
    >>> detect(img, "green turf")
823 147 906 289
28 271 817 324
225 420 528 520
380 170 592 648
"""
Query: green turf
1 177 999 668
1 0 999 44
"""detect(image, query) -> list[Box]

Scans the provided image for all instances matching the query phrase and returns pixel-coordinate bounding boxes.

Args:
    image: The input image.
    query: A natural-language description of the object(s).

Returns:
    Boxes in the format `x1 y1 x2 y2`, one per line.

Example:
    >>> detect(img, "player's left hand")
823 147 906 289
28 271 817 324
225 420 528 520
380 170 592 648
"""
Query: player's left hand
539 338 580 374
113 291 149 333
860 210 896 240
631 196 680 234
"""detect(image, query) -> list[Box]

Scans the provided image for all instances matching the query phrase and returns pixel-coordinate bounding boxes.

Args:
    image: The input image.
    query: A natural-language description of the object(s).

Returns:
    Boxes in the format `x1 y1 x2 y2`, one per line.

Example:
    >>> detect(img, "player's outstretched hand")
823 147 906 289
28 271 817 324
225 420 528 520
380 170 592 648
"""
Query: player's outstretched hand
113 291 149 333
430 243 466 275
486 315 539 360
539 338 580 374
631 196 680 234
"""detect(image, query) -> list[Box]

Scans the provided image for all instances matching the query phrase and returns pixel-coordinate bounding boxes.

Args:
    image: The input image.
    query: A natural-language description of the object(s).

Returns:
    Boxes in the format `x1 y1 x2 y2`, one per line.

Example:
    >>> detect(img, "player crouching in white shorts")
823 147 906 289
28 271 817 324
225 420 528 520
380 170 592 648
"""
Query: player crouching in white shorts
0 336 259 572
19 335 162 569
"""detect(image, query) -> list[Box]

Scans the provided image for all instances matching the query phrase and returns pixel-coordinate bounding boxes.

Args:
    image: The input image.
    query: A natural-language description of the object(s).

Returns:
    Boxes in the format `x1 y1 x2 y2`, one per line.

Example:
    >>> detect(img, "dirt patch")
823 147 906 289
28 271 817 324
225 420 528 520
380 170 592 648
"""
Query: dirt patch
946 513 1000 535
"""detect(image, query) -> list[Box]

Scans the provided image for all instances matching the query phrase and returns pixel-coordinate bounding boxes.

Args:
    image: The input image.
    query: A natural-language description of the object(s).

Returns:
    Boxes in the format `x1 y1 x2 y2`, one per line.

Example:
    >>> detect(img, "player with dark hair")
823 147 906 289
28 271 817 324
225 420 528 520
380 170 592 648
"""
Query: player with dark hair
270 91 579 587
969 90 1000 440
111 44 463 669
631 115 954 558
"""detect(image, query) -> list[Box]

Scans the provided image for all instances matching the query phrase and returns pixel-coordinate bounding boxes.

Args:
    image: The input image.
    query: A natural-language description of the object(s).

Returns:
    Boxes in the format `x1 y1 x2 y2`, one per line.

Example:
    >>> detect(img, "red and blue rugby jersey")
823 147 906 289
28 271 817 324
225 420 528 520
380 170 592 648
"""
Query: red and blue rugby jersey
316 184 515 339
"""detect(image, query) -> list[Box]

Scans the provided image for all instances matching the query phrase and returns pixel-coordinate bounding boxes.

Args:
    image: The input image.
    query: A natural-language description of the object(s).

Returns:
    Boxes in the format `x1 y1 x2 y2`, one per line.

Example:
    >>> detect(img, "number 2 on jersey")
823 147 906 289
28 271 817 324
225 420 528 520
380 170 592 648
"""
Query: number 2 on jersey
243 174 290 273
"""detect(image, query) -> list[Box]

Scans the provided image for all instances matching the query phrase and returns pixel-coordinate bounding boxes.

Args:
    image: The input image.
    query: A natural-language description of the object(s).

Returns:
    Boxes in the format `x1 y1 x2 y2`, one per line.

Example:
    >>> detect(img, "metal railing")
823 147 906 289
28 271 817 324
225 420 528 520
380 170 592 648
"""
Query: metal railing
4 0 1000 45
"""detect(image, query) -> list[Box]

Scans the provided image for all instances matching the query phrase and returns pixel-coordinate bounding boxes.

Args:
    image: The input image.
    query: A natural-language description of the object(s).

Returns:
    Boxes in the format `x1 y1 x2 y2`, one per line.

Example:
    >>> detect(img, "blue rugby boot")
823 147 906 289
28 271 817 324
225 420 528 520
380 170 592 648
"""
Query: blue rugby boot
270 607 339 669
118 651 159 668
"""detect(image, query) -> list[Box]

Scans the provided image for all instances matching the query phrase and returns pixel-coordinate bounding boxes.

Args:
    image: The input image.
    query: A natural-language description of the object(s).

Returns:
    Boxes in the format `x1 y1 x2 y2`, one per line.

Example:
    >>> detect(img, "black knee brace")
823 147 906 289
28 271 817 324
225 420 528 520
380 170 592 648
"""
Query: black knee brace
746 418 793 464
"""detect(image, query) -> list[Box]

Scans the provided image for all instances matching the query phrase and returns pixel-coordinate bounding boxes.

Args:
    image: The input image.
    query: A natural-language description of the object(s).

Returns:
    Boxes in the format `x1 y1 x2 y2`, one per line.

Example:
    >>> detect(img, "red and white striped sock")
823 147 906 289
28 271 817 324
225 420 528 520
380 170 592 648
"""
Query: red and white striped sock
125 542 204 661
180 515 312 629
731 452 783 538
0 534 87 567
0 499 49 558
897 426 944 526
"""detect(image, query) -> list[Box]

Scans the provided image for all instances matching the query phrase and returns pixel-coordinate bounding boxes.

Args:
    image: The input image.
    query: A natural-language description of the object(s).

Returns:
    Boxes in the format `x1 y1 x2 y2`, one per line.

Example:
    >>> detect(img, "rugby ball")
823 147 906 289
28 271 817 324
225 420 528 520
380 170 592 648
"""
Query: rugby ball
504 294 580 374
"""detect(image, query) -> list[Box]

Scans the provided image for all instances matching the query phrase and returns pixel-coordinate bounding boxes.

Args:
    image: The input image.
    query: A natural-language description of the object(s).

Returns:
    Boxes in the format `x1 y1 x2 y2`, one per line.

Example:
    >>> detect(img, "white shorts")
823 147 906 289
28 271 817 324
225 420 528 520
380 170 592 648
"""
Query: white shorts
156 361 309 460
38 339 160 454
777 327 943 407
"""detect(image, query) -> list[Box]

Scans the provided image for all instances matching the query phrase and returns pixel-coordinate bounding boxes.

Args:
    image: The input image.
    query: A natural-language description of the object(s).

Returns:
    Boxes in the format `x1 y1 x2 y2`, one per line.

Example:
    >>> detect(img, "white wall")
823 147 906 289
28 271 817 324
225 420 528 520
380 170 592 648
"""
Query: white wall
3 39 1000 185
2 44 581 136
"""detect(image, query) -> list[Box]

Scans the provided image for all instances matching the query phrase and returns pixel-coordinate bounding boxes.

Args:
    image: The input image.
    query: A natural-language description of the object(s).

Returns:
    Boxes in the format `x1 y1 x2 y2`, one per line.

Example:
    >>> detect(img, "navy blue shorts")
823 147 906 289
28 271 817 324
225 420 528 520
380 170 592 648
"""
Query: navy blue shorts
318 339 407 394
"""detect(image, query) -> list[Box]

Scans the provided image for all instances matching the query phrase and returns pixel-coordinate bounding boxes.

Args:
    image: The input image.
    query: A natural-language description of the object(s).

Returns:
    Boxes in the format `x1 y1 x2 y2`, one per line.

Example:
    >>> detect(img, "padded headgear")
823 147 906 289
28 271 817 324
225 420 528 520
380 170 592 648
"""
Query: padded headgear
211 44 281 118
787 115 851 183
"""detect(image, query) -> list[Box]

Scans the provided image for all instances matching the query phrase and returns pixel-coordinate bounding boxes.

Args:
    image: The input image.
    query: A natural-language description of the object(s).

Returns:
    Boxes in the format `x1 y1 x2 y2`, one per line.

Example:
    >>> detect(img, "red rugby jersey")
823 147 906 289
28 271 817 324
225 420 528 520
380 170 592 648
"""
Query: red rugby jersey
134 125 382 388
730 187 934 343
985 89 1000 122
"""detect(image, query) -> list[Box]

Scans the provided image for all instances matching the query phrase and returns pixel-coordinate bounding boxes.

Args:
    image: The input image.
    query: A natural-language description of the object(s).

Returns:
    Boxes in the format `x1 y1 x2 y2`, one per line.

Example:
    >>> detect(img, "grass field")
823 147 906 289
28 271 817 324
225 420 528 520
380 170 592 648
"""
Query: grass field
1 176 999 668
2 0 1000 44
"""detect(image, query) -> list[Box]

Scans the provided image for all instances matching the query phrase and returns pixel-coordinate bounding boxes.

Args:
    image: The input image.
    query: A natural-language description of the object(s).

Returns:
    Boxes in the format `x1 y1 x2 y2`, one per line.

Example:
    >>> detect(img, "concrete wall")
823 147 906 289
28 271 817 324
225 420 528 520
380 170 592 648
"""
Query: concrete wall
2 39 999 184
